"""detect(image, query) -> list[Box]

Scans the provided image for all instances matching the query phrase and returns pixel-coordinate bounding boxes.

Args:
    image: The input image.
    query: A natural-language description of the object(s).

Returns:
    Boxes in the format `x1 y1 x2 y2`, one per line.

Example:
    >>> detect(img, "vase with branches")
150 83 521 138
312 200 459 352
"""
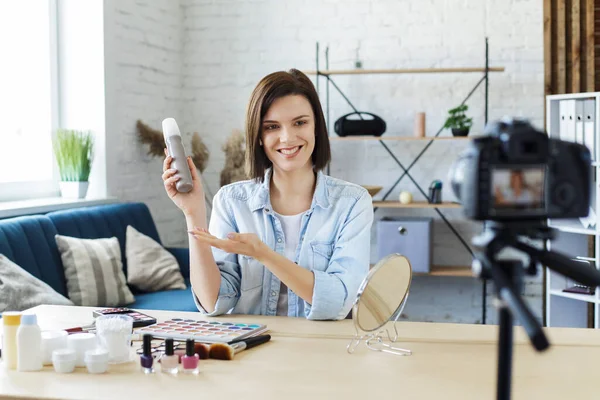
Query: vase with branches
443 104 473 137
52 129 94 198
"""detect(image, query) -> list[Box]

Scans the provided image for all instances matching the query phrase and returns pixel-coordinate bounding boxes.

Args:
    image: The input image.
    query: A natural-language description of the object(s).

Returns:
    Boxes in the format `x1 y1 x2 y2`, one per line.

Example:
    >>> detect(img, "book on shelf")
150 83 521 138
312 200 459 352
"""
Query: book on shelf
563 284 595 295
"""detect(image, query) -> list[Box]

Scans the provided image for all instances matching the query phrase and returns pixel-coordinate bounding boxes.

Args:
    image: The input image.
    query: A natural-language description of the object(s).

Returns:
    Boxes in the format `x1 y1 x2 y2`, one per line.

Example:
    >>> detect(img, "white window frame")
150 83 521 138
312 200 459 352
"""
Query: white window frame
0 0 60 202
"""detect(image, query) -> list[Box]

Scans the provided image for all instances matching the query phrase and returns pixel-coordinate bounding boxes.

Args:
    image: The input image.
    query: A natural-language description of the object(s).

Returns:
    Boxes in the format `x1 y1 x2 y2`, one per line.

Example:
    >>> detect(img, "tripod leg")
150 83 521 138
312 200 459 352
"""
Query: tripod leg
497 306 513 400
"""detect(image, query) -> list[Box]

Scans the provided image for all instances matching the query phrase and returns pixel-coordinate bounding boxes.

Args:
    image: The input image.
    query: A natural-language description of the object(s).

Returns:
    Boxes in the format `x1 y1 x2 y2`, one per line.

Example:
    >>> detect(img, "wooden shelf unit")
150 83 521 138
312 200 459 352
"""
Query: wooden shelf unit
549 289 598 304
330 136 477 141
420 265 474 277
372 201 461 209
370 264 473 278
304 67 505 76
314 39 501 324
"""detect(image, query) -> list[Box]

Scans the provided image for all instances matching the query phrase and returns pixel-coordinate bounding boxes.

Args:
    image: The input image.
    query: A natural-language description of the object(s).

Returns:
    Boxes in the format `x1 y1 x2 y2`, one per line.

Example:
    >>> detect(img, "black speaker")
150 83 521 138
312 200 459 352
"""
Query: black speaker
334 112 386 137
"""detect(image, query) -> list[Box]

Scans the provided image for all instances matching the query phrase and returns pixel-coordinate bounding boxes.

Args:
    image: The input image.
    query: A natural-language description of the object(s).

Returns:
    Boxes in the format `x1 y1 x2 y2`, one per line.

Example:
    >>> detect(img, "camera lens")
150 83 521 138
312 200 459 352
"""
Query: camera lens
553 182 575 207
521 141 538 154
448 155 469 201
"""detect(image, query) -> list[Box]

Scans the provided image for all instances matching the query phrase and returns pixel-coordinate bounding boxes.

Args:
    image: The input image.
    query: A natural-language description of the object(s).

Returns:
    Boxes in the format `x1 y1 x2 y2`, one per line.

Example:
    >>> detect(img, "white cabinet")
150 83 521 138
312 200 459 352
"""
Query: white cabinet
545 92 600 328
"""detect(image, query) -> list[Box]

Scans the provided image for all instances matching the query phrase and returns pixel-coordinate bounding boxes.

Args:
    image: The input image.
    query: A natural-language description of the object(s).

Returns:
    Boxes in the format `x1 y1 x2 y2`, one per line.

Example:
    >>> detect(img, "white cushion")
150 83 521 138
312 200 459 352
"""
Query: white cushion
55 235 135 307
0 254 74 312
126 225 186 292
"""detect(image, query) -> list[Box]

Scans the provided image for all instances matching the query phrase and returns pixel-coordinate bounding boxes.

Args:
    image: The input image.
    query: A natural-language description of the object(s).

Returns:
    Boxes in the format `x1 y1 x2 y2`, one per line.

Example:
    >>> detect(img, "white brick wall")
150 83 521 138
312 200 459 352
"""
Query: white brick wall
103 0 188 248
103 0 544 323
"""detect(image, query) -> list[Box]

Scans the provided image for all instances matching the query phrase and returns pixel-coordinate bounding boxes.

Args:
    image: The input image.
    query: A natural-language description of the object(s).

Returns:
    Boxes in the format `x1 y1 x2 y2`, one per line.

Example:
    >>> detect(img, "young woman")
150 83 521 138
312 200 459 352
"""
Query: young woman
162 69 373 320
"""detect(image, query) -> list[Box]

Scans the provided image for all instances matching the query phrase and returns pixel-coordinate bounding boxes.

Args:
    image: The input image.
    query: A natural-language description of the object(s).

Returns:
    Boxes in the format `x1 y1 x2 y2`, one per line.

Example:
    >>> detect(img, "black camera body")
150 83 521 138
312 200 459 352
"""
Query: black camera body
451 118 592 222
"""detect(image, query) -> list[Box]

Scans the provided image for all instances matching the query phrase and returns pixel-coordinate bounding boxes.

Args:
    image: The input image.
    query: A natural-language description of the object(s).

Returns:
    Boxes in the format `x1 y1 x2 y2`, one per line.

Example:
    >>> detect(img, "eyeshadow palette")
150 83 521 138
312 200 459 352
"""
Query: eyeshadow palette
92 307 157 328
135 318 269 343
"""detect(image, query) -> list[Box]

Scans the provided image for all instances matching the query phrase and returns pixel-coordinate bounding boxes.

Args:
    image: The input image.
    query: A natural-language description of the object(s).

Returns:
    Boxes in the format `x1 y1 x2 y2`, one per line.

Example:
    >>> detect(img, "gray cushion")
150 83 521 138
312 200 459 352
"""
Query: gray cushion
55 235 135 307
0 254 73 312
126 225 186 292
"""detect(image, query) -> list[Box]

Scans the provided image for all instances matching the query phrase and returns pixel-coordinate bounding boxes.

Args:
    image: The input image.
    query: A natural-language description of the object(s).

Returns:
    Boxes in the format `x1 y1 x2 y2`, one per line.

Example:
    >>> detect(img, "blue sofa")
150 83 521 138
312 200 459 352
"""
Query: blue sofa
0 202 198 312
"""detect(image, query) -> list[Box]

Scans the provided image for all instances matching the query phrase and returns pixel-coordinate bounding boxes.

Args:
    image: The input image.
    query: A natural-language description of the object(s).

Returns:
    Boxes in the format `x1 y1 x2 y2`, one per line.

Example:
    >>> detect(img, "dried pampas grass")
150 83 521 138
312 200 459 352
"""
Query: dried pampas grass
136 120 165 157
220 129 248 187
191 132 209 173
136 120 210 174
136 120 251 206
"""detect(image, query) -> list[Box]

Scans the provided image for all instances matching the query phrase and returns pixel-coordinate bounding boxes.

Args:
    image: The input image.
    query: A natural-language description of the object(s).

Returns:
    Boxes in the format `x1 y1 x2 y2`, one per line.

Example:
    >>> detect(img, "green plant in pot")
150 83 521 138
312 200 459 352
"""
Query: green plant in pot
443 104 473 137
52 129 94 199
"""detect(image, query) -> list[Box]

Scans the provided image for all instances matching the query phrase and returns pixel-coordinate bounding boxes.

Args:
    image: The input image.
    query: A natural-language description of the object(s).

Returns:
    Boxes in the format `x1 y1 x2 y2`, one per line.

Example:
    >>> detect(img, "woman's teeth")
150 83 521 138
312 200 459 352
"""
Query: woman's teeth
279 146 300 155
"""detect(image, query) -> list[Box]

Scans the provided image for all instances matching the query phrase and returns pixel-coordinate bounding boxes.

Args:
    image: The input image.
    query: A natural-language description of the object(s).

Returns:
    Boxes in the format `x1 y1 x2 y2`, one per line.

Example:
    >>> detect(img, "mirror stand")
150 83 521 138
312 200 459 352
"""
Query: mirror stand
346 299 412 356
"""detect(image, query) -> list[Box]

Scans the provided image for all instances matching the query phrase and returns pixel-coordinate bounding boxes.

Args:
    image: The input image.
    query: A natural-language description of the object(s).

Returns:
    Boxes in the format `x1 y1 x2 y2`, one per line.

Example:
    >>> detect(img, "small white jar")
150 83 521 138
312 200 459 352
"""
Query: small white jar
41 330 68 365
52 349 76 373
67 333 97 367
85 349 109 374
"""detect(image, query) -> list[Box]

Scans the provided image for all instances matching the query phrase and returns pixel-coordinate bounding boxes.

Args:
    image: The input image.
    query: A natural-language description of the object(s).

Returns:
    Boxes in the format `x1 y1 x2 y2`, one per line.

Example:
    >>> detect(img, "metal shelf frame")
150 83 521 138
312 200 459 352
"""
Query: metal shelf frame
314 38 503 324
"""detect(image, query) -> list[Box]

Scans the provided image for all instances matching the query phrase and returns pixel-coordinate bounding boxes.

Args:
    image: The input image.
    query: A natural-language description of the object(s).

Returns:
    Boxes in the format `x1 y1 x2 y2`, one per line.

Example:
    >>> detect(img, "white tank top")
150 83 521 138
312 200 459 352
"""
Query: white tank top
275 211 305 316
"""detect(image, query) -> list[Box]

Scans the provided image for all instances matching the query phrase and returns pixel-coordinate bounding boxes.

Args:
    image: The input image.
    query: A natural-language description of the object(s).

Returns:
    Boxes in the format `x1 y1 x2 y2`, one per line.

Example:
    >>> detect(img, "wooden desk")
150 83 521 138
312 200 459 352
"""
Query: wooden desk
1 305 599 400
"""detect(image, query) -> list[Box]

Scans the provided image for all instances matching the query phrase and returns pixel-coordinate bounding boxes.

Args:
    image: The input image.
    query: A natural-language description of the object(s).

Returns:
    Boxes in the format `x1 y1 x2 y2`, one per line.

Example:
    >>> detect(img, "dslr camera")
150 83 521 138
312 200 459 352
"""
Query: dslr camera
449 118 592 221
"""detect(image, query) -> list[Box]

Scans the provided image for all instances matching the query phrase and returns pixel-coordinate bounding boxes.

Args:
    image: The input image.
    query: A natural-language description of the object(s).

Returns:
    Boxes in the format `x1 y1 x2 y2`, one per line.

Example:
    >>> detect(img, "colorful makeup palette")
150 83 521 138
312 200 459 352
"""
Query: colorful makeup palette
92 308 157 328
135 318 269 343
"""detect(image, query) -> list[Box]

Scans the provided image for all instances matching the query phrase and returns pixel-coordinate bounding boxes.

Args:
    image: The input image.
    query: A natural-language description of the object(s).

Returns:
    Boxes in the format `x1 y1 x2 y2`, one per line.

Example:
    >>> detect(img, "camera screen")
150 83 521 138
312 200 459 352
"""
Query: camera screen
490 166 545 213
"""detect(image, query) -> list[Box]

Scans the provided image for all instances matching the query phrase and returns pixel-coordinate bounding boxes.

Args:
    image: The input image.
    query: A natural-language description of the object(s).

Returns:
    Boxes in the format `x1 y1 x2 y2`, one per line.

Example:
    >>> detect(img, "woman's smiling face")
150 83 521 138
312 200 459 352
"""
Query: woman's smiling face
261 94 315 174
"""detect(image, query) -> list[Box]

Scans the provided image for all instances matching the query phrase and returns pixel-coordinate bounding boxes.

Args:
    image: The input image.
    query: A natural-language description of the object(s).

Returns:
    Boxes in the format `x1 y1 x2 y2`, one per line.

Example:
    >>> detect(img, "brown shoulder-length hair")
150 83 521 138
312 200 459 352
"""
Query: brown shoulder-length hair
245 68 331 182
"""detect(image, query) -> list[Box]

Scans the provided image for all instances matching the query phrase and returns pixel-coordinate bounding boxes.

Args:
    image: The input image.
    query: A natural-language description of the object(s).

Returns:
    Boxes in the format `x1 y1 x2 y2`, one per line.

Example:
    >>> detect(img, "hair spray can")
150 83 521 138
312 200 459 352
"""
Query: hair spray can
162 118 193 193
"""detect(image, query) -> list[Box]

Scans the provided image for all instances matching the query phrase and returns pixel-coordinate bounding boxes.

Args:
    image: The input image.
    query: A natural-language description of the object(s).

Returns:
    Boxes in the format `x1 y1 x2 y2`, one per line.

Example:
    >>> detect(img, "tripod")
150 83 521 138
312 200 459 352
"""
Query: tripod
471 222 600 400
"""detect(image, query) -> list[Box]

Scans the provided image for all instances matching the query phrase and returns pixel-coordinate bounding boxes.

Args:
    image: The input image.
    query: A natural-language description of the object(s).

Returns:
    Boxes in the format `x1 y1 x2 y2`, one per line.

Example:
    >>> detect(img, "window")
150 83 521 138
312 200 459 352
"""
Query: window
0 1 58 201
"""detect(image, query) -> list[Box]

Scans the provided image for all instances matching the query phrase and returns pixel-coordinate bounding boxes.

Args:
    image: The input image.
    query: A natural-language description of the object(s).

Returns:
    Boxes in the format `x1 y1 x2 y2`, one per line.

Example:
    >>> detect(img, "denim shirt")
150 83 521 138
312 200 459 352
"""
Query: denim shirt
193 168 374 320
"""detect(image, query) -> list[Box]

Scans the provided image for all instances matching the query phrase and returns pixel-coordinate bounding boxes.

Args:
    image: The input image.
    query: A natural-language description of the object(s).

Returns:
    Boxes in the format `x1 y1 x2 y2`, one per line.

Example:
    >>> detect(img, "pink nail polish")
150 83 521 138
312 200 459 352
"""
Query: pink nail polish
181 339 199 375
161 338 178 375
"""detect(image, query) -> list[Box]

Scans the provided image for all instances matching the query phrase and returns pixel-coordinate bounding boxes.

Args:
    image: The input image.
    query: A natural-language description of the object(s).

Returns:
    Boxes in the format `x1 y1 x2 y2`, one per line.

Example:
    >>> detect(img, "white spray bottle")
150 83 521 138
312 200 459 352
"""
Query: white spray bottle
162 118 194 193
16 314 42 372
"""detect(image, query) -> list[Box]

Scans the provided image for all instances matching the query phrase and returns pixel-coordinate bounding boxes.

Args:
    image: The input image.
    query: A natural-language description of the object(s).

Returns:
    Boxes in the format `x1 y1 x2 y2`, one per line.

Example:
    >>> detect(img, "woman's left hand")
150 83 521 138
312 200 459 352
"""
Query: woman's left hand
189 228 272 261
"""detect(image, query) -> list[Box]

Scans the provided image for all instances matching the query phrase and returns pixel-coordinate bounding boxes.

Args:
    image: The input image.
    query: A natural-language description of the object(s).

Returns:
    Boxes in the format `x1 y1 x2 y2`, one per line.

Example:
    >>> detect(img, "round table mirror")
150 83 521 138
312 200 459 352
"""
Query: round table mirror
348 253 413 355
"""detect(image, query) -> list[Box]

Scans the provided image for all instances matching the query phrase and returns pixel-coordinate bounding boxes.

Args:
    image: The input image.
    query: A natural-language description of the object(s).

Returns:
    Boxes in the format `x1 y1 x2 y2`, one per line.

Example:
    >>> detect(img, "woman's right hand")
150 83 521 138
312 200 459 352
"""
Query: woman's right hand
162 150 205 217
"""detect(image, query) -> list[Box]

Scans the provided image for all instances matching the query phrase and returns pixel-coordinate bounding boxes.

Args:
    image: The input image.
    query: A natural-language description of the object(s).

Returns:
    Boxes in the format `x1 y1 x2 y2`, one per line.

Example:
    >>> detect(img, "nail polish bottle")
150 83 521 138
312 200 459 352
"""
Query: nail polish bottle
161 338 178 375
181 339 199 375
140 334 154 374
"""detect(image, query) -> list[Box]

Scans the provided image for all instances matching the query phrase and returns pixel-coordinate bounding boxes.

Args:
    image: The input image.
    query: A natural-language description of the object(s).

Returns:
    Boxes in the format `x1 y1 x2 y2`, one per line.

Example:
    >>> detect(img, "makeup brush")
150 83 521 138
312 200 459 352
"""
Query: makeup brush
65 322 96 334
209 335 271 360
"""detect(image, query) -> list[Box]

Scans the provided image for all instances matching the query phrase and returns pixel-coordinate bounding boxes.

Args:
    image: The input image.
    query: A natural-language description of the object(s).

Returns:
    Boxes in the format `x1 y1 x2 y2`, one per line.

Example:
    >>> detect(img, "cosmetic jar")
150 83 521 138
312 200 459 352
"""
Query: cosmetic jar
95 314 133 364
2 311 21 370
41 330 68 365
52 348 76 373
85 348 109 374
67 333 97 367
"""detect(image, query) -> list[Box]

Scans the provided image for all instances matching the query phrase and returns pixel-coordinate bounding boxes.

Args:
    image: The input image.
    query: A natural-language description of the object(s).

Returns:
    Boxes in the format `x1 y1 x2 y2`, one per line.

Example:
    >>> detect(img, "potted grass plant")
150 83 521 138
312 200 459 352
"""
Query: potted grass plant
443 104 473 137
52 129 94 199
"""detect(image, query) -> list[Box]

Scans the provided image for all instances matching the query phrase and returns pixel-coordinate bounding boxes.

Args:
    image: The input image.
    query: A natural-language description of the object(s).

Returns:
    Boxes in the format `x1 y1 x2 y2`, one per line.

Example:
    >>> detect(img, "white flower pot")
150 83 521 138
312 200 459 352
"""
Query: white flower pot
59 181 89 199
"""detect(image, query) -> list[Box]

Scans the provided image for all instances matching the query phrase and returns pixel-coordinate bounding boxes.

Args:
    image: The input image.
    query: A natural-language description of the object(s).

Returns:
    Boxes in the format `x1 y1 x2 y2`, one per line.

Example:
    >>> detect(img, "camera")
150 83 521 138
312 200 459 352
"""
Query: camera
449 117 592 221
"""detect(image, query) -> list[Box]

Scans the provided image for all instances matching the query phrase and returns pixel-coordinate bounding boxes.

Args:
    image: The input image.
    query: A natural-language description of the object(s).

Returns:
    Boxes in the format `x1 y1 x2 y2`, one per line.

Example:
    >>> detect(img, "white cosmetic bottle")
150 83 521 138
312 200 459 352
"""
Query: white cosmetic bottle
162 117 193 193
2 311 21 370
16 314 42 372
